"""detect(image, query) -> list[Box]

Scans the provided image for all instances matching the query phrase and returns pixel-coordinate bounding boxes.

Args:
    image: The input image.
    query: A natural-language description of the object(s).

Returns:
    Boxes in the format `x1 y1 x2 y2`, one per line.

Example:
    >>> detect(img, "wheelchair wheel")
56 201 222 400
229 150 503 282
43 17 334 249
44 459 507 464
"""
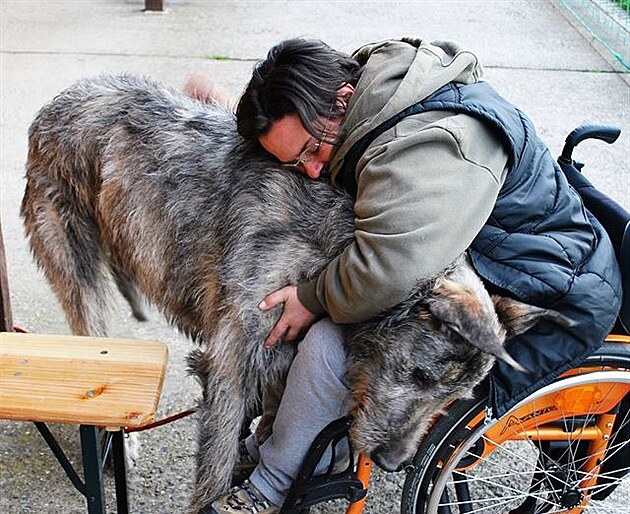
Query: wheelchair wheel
401 340 630 513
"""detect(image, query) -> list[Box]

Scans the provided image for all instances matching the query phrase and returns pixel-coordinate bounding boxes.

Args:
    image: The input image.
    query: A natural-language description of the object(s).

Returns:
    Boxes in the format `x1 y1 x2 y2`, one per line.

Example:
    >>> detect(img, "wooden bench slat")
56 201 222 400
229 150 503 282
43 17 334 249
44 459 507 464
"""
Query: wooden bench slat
0 332 168 428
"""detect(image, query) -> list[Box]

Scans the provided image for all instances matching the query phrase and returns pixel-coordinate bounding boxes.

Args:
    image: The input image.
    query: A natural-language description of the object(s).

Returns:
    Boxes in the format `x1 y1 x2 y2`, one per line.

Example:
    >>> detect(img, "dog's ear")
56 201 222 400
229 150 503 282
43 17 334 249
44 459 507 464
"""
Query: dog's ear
427 280 526 372
491 296 573 340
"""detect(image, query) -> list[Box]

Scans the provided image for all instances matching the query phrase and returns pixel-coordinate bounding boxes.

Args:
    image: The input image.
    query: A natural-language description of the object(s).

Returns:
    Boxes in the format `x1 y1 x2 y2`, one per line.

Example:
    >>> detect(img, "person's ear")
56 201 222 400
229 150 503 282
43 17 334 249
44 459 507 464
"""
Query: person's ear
336 83 355 112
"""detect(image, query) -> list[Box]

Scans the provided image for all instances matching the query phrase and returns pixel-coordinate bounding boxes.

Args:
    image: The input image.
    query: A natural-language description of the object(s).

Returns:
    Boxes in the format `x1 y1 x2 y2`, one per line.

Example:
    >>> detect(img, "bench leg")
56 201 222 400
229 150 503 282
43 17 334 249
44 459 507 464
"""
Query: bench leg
80 425 106 514
35 422 87 495
34 422 131 512
112 430 129 514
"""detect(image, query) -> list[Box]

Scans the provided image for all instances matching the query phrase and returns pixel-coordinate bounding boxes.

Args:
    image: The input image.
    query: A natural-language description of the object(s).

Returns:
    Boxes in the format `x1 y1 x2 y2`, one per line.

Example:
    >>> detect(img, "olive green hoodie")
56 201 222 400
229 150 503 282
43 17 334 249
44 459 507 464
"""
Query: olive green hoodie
297 38 509 323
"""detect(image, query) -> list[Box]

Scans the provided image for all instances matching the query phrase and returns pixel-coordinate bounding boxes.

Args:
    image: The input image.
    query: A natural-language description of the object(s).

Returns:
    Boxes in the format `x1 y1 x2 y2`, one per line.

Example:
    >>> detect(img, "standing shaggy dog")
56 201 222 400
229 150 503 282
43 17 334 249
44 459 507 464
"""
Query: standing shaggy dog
21 75 559 510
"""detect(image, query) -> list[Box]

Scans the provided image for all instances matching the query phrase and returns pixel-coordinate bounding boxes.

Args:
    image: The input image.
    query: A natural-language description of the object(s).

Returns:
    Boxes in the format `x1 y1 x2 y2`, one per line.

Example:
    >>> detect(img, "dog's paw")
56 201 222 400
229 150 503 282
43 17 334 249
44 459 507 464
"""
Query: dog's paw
124 431 141 469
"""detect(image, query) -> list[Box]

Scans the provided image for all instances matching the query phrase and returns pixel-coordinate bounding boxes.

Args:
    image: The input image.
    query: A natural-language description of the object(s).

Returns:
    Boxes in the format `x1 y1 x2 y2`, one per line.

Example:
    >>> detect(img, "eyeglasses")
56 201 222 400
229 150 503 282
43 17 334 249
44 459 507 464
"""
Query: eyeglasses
282 139 324 170
282 120 330 170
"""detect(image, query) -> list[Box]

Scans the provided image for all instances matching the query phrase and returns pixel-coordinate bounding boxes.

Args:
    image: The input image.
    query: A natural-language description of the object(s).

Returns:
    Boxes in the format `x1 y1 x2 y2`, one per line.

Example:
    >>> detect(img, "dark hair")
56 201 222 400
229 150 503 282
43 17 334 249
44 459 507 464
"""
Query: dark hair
236 38 362 142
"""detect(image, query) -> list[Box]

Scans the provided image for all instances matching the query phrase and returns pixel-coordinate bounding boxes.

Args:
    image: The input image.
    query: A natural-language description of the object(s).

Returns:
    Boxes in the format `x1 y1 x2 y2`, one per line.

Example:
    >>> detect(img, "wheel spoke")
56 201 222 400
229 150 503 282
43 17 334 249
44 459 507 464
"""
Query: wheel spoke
404 358 630 514
438 490 538 512
473 434 575 492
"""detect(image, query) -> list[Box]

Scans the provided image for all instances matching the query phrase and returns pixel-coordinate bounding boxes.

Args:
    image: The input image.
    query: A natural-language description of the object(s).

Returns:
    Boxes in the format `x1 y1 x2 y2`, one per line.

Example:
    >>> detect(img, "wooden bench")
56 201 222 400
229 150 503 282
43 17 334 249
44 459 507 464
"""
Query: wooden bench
0 332 168 513
0 332 167 428
0 221 169 513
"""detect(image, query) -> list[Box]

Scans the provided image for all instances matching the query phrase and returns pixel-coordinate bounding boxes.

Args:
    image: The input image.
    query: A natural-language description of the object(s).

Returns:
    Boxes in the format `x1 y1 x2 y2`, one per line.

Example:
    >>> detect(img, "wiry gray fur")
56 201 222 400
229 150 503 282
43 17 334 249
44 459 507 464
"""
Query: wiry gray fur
21 74 560 510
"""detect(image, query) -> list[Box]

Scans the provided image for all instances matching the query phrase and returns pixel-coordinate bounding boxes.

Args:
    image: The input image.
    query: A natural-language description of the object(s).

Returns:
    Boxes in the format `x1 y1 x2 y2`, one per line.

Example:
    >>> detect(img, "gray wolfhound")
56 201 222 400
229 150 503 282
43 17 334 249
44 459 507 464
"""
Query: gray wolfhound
21 75 560 510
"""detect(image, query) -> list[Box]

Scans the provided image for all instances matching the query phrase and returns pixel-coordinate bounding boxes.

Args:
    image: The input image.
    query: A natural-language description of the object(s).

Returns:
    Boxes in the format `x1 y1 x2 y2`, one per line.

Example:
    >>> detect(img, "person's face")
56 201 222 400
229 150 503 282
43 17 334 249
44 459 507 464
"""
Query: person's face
259 113 341 180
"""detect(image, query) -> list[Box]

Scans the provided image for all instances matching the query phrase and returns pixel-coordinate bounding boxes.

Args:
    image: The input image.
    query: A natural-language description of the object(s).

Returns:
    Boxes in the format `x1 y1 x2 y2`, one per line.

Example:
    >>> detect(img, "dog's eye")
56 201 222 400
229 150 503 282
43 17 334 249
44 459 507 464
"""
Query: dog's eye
412 368 438 388
411 368 430 386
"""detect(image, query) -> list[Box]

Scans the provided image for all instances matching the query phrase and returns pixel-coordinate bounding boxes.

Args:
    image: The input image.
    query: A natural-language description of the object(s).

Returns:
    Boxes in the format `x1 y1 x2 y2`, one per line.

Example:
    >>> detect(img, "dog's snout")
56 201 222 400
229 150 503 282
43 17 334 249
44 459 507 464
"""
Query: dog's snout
371 444 411 472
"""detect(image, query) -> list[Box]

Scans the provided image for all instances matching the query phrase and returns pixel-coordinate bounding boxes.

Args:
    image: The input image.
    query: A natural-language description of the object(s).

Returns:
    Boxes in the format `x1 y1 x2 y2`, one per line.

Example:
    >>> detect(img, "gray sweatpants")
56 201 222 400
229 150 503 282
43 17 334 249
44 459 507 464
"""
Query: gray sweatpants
248 318 351 506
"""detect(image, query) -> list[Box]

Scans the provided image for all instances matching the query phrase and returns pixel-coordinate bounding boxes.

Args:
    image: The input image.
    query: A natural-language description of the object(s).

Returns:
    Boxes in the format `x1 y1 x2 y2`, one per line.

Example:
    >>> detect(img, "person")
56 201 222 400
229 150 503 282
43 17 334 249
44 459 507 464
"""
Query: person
196 38 622 514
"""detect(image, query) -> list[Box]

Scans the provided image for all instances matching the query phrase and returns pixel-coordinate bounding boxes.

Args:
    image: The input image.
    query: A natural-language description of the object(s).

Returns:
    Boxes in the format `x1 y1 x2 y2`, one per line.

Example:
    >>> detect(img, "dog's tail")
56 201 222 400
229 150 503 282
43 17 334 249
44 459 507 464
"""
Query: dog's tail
20 86 114 336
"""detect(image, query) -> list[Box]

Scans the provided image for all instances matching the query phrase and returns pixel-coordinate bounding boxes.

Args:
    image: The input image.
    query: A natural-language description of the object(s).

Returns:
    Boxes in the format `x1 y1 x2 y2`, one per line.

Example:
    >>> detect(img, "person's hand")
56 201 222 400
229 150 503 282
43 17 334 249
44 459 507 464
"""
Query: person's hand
259 285 316 348
183 73 231 107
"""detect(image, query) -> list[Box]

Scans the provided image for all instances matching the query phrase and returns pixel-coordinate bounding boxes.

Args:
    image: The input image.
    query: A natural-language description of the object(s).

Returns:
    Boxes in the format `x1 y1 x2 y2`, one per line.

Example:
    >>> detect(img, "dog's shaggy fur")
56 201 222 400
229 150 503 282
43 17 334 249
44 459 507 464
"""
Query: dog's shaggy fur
21 75 559 509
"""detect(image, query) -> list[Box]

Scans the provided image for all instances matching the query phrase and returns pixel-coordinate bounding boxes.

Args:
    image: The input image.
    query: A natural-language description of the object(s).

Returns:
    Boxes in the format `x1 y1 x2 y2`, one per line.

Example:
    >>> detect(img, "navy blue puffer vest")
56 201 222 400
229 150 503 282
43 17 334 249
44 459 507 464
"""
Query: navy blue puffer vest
338 81 622 416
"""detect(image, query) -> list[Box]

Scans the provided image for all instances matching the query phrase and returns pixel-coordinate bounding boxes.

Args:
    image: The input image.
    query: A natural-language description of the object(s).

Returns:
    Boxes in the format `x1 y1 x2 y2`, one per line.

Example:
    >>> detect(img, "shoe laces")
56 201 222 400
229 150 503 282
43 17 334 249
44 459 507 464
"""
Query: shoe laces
225 480 271 513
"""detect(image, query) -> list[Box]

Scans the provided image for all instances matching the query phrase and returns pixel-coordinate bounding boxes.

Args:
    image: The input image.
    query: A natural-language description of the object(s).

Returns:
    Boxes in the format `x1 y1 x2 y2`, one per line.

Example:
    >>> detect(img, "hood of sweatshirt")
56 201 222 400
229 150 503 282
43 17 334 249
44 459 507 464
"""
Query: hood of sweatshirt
329 38 483 179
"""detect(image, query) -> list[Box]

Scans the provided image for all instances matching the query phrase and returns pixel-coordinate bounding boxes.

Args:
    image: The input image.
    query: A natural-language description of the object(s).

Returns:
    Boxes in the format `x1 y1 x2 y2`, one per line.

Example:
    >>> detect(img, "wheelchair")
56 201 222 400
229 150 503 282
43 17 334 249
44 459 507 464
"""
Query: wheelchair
281 125 630 514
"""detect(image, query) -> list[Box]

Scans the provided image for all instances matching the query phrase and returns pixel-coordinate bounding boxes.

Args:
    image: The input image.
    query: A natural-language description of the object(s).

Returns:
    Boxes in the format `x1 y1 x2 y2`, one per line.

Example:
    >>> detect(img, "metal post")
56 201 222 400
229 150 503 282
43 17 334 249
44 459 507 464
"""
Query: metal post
112 430 129 514
145 0 164 11
0 220 14 332
80 425 106 514
34 422 87 495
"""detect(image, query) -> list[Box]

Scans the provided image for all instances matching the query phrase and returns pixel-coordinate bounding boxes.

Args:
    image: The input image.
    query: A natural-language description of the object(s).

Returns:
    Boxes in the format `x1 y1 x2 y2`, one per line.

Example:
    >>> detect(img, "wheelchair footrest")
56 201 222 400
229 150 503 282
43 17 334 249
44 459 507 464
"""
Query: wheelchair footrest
281 474 367 512
281 416 367 513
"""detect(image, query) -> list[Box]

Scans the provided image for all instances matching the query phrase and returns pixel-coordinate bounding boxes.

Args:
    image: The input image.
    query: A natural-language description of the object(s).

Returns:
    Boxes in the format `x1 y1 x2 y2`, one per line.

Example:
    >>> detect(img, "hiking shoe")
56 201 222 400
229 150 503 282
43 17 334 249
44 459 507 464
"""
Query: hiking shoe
232 439 258 486
207 480 278 514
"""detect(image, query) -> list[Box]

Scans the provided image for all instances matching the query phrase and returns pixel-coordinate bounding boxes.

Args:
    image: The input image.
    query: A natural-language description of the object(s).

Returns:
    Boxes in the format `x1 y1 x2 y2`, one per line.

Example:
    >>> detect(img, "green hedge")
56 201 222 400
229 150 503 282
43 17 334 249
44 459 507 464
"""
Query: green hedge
616 0 629 12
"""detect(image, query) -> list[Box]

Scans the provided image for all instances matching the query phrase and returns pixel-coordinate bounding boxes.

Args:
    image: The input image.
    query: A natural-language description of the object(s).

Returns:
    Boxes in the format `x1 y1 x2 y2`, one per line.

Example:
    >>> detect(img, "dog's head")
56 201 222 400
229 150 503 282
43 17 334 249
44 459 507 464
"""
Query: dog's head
345 258 570 472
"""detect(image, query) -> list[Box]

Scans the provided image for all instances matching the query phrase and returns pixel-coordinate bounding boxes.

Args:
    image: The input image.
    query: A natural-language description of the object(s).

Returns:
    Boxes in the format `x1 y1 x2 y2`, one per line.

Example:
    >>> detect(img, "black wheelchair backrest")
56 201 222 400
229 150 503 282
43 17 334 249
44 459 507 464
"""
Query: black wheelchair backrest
558 125 629 333
619 224 630 332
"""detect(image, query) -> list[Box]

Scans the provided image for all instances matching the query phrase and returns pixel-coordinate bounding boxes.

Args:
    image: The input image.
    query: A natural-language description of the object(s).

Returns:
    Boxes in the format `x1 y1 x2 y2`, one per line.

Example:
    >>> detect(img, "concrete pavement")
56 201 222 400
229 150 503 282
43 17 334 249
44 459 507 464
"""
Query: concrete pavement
1 0 628 512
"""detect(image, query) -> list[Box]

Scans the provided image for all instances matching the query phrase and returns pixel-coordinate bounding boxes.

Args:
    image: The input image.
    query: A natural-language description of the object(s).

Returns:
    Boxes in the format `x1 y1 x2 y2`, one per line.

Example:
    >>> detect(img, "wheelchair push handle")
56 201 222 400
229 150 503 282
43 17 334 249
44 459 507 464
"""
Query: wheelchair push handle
559 124 621 164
